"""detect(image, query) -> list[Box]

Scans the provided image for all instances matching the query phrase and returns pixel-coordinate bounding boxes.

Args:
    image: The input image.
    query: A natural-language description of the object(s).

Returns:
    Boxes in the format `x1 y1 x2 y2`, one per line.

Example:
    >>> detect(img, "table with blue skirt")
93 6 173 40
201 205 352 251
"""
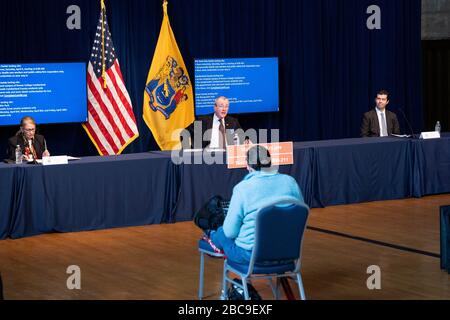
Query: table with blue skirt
1 134 449 239
0 152 178 239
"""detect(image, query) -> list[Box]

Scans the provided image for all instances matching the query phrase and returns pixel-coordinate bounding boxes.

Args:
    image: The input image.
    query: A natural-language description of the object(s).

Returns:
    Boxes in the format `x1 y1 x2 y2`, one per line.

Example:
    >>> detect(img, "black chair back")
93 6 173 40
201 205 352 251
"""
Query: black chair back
253 201 309 264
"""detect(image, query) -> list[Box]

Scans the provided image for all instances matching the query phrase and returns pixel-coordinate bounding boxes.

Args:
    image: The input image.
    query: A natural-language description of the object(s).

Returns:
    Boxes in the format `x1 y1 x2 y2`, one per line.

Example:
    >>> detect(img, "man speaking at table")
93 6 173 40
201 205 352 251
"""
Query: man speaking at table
183 96 244 149
8 116 50 161
360 90 401 137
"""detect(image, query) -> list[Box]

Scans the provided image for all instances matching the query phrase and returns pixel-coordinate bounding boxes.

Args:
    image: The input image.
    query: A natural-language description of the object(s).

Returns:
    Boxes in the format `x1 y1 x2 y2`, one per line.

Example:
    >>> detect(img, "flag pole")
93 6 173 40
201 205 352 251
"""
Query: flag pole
101 0 107 89
162 0 169 97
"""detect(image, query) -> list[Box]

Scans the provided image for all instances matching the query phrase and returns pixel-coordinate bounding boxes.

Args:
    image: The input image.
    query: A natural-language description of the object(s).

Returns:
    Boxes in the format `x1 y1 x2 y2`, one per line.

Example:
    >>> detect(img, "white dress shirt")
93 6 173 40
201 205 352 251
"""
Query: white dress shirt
209 114 226 148
375 107 388 137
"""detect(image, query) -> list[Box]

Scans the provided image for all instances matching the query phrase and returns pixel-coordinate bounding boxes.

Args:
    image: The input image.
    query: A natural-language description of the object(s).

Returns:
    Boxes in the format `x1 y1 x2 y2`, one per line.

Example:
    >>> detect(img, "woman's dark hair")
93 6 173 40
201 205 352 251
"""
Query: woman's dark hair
247 145 271 171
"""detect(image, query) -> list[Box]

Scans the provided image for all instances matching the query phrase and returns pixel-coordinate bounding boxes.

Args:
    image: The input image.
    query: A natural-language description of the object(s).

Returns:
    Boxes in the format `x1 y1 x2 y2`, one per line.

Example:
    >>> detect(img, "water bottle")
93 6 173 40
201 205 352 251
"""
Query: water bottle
15 145 22 164
435 121 441 133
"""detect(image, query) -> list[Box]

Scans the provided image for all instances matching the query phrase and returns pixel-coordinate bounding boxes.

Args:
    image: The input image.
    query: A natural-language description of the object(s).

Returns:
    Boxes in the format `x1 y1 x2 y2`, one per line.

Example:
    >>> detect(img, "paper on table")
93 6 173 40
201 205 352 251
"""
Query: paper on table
391 134 411 138
205 148 226 152
34 156 79 164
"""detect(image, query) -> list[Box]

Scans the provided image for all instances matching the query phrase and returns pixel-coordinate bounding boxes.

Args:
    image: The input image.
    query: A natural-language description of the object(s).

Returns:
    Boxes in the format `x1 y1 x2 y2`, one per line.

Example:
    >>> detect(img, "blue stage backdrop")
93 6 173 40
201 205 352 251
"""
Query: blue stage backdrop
0 0 422 156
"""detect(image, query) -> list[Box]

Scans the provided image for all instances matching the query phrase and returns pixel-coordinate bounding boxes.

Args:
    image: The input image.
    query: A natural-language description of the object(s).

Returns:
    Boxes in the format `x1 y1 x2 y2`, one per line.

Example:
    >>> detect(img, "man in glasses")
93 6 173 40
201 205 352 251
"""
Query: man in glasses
182 96 244 149
8 116 50 161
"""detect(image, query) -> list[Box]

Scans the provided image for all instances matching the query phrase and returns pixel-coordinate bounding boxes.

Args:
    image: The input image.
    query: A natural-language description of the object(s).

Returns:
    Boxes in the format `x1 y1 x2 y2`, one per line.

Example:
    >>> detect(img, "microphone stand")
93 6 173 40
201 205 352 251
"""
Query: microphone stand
397 108 416 139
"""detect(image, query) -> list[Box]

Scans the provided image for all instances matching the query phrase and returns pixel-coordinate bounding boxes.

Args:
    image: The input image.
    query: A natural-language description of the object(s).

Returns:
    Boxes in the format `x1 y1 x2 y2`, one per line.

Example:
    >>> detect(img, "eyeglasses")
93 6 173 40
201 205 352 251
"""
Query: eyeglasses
23 128 35 132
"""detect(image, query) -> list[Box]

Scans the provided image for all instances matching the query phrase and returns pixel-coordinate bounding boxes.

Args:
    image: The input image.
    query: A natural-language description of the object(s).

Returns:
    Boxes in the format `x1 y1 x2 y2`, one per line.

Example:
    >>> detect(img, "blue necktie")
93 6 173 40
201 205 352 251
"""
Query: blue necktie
380 113 388 136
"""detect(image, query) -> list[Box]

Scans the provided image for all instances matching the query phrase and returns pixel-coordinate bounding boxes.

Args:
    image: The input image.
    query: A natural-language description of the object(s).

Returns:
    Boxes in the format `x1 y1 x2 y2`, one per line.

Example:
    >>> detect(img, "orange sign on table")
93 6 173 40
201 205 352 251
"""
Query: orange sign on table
227 142 294 169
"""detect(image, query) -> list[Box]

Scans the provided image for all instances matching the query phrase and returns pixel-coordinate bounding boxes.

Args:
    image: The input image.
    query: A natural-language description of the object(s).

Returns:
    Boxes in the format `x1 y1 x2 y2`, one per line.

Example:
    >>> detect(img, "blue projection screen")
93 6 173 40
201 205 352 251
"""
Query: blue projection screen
0 62 87 126
194 57 279 115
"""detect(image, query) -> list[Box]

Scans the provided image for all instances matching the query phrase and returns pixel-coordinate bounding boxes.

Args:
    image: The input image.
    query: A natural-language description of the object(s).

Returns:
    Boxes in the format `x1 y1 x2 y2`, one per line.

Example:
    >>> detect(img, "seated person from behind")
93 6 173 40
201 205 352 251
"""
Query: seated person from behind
8 116 50 161
360 90 400 137
182 96 244 149
209 145 305 264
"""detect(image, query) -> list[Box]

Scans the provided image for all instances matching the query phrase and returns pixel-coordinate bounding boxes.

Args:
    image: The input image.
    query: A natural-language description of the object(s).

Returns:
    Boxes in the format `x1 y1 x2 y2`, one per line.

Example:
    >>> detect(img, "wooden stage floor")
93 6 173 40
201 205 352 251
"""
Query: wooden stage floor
1 194 450 300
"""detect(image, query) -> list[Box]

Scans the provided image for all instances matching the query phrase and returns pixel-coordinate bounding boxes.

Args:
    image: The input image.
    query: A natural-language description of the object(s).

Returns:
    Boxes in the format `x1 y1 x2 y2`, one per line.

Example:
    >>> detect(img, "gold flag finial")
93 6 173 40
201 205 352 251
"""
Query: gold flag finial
163 0 168 15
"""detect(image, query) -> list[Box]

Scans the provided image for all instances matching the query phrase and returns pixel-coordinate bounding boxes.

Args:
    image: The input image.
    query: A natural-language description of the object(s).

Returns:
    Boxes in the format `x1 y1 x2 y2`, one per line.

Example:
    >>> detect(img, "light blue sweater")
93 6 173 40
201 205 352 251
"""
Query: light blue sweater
222 170 304 251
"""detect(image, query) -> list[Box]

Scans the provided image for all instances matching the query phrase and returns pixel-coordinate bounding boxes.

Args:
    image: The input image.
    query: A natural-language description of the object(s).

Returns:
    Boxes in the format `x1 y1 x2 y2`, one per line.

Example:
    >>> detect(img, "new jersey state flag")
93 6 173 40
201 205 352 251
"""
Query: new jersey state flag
143 0 194 150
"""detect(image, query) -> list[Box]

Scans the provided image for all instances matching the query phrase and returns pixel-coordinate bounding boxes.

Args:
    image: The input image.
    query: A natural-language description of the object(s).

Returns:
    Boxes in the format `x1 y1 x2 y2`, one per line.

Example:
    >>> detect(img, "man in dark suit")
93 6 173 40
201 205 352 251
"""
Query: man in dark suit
183 96 244 149
361 90 401 137
8 116 50 161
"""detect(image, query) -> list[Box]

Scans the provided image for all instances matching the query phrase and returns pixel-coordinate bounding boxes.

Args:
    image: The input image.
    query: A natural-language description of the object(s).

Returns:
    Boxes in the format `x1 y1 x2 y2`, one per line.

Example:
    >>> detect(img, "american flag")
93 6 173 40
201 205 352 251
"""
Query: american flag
83 5 139 156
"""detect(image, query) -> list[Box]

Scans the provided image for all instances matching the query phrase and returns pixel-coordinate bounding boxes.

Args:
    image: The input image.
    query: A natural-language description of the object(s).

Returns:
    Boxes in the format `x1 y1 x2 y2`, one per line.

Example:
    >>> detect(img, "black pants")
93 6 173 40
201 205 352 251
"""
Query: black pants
0 274 4 300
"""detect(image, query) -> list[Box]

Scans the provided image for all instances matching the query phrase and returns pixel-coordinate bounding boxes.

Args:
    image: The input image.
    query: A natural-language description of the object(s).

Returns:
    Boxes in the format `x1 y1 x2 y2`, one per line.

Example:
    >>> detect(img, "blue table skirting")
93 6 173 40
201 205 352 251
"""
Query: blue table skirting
1 135 450 239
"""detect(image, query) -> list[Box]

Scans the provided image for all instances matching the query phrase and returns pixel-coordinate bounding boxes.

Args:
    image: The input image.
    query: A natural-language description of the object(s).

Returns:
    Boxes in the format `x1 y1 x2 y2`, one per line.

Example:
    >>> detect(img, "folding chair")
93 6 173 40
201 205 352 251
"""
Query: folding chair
221 199 309 300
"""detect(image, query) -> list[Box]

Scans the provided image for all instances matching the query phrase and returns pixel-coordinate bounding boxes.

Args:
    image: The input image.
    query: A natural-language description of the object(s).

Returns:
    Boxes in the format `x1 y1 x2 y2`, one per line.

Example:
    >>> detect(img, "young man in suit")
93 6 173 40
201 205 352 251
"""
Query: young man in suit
360 90 401 137
183 96 244 149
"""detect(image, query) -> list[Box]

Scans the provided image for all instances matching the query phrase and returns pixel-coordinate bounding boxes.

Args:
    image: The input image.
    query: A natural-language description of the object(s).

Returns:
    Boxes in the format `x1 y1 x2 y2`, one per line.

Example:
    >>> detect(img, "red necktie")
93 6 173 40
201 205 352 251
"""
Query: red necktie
29 140 38 159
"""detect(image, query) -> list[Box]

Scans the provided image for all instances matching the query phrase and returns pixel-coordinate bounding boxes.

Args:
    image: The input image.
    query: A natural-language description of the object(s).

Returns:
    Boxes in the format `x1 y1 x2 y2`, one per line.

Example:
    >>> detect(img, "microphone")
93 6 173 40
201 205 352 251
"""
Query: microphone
28 139 33 159
397 108 416 139
28 138 38 163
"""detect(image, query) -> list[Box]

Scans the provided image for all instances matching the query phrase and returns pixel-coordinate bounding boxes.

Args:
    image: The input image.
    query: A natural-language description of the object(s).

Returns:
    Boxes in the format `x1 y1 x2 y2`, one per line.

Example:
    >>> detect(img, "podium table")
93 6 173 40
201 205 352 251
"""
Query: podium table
1 135 450 239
